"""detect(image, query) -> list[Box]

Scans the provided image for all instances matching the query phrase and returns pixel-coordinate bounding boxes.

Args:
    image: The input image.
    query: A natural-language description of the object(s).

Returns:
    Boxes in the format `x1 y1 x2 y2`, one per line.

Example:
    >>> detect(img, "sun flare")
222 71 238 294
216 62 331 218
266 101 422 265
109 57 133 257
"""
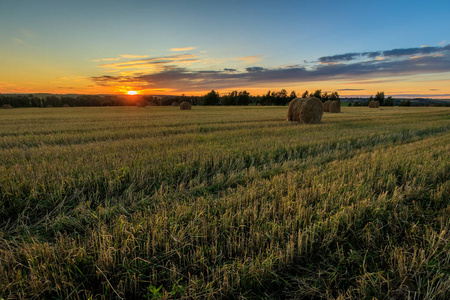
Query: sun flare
127 91 138 95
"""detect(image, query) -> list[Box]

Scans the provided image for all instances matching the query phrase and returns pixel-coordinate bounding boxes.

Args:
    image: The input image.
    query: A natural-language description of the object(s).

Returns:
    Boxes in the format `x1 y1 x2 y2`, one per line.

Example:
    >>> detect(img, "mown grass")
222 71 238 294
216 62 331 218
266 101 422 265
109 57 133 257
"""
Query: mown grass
0 106 449 299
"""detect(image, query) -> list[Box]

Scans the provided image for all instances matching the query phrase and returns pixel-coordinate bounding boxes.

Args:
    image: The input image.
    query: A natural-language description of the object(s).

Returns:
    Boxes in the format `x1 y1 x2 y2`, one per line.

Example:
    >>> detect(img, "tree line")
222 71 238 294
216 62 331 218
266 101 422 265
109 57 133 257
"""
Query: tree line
1 90 447 108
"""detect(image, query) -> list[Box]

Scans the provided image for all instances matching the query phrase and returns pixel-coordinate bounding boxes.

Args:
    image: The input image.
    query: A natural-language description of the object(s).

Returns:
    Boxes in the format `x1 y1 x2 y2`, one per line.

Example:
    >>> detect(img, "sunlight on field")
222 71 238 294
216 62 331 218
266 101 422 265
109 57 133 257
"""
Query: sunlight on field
0 106 449 298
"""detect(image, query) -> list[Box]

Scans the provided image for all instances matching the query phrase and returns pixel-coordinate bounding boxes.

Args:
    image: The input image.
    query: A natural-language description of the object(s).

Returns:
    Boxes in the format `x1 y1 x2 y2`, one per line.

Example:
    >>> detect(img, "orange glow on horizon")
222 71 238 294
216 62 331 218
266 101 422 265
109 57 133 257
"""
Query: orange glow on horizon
127 91 138 95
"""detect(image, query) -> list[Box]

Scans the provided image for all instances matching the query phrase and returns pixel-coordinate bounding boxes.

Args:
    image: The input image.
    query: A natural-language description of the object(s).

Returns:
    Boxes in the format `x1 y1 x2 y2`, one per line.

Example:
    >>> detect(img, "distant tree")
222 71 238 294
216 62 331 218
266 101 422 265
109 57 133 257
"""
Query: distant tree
384 96 394 106
329 91 340 101
375 91 385 105
321 92 329 102
312 89 322 99
301 90 309 98
399 100 411 106
289 90 297 100
203 90 220 105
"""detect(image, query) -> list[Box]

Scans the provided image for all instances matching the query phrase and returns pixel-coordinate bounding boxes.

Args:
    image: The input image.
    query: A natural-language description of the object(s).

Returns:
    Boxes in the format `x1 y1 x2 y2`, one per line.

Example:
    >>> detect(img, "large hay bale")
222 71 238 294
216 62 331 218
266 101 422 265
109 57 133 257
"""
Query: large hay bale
63 104 70 107
172 102 179 107
323 100 331 112
369 101 380 108
287 97 323 124
2 104 13 109
180 102 192 110
329 100 341 113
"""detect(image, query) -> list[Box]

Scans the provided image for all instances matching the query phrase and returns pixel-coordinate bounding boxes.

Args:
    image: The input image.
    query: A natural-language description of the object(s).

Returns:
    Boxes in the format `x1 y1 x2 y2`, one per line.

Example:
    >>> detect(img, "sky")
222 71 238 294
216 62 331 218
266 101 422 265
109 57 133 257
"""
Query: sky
1 0 449 98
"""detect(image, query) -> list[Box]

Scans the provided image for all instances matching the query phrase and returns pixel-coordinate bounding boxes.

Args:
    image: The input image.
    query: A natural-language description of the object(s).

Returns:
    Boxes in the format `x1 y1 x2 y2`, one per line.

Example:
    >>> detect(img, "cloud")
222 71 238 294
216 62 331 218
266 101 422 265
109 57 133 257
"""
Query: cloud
439 40 447 45
92 45 450 92
92 57 121 62
245 67 266 72
120 54 149 58
97 54 201 70
337 88 365 91
235 55 264 64
318 45 450 64
170 47 196 51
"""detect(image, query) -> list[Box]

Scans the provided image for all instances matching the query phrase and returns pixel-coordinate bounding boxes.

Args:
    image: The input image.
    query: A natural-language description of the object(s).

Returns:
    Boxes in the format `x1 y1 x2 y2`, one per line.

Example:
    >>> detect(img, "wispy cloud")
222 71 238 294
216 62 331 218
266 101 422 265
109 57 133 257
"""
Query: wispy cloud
120 54 149 58
97 54 201 71
92 58 121 62
170 47 196 52
439 40 447 45
235 55 264 64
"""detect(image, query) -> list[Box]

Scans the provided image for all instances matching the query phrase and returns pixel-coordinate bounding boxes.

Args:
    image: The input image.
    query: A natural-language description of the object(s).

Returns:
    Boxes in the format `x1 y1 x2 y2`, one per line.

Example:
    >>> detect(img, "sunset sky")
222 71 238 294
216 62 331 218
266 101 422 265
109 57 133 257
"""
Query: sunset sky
1 0 449 98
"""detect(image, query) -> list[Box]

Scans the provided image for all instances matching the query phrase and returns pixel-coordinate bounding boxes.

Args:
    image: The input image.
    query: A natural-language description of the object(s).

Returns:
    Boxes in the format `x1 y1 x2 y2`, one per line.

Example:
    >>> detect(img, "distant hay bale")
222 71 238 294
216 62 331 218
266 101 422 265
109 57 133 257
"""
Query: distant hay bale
287 97 323 124
323 100 331 112
63 104 70 107
47 105 53 108
257 103 261 106
172 102 179 107
2 104 13 109
180 101 192 110
369 101 380 108
329 100 341 113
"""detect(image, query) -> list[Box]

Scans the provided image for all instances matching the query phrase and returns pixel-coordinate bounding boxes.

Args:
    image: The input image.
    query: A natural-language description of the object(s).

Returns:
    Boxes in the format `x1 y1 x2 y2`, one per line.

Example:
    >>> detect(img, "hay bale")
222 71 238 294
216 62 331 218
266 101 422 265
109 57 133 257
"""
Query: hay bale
323 100 331 112
369 101 380 108
63 104 70 107
180 102 192 110
2 104 13 109
329 100 341 113
47 105 53 108
172 102 179 107
287 97 323 124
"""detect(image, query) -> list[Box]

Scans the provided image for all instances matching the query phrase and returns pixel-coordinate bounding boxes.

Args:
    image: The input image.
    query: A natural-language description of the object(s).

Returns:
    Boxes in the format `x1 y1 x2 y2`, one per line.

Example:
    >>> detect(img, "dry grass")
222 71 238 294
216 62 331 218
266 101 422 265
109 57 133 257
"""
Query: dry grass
180 102 192 110
329 100 341 113
287 97 323 123
324 100 331 112
369 101 380 108
0 106 449 299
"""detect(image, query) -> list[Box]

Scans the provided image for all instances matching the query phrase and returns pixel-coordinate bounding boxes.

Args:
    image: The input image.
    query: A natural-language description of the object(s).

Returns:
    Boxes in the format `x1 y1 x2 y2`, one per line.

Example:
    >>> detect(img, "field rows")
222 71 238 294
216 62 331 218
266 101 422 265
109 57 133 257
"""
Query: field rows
0 106 449 299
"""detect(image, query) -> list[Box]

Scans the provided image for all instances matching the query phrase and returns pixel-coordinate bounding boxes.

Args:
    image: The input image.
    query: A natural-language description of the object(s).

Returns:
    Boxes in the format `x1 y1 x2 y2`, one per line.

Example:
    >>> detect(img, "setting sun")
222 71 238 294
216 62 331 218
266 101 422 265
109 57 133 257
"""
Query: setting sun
127 91 138 95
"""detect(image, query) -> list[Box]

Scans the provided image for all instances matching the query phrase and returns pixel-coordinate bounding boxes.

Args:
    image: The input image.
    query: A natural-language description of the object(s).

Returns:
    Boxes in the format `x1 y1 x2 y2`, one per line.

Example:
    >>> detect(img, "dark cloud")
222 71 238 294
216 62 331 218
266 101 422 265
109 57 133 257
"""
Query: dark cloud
245 67 266 72
318 52 361 63
319 45 450 63
92 45 450 92
337 88 365 91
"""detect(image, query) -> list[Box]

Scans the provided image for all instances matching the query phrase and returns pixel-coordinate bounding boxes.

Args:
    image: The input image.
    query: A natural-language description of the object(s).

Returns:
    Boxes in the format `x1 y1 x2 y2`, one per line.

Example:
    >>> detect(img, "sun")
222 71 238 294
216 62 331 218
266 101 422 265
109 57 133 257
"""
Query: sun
127 91 138 95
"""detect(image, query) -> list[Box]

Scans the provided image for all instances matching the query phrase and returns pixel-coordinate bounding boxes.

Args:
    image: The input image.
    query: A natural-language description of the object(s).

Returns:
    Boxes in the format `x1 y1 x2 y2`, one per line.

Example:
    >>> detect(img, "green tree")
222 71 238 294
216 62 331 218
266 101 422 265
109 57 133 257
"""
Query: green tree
203 90 220 105
301 90 309 98
384 96 394 106
375 91 385 106
289 90 297 100
330 91 340 101
312 89 322 99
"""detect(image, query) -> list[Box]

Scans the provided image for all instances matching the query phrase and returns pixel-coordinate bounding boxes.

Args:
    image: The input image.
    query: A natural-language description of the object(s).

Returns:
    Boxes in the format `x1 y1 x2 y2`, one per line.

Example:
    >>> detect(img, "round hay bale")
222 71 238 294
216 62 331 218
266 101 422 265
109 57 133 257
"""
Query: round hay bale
2 104 13 109
329 100 341 113
287 97 323 124
257 103 261 106
369 101 380 108
172 102 179 107
63 104 70 107
323 100 331 112
180 101 192 110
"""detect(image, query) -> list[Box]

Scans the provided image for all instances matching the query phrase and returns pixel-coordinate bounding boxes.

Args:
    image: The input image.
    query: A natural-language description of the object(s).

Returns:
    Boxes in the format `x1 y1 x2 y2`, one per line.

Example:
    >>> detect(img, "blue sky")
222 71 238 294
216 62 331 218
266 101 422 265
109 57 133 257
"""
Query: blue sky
1 0 449 97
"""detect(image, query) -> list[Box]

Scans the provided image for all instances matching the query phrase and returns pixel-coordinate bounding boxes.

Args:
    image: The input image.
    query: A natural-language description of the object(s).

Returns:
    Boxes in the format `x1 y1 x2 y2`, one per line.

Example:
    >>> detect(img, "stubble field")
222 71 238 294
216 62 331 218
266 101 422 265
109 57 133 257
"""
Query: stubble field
0 106 449 299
